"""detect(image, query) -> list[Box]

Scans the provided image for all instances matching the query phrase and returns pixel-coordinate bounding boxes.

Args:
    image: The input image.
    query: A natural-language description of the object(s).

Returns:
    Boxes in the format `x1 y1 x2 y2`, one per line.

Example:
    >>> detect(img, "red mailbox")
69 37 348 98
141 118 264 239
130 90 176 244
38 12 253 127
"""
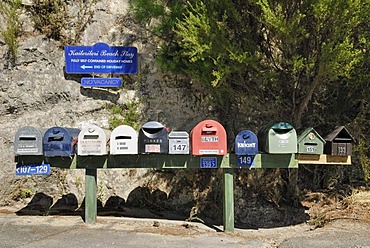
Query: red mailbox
190 120 227 155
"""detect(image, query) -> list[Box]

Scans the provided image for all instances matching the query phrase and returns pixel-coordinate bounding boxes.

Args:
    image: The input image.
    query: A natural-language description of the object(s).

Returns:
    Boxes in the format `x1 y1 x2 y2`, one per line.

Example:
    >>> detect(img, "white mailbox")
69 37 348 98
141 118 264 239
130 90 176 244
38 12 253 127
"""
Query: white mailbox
169 131 189 154
110 125 138 154
78 125 110 156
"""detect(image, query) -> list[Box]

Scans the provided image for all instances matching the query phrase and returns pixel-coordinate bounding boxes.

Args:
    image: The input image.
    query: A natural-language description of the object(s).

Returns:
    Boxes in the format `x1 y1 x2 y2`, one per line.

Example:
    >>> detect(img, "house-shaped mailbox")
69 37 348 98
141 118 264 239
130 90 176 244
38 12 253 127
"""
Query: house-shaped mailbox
297 127 326 155
168 131 190 154
259 122 297 154
78 125 110 156
138 121 169 154
43 127 80 157
190 120 227 155
14 126 45 156
324 126 353 156
235 130 258 155
110 125 138 154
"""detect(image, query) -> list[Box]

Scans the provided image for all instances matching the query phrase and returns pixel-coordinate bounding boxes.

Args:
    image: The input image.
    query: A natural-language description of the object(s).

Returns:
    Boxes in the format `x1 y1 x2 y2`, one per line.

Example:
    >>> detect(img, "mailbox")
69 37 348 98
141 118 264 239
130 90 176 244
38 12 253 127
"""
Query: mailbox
138 121 168 154
78 125 110 156
168 131 189 154
235 130 258 155
14 126 45 156
43 127 80 157
110 125 138 154
324 126 353 156
190 120 227 155
260 122 297 154
297 127 325 154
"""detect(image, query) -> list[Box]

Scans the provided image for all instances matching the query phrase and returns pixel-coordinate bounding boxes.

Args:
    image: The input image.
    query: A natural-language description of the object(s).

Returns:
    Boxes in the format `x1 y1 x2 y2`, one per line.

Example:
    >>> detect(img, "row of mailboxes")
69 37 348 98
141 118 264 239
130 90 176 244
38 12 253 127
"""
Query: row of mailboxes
14 121 353 157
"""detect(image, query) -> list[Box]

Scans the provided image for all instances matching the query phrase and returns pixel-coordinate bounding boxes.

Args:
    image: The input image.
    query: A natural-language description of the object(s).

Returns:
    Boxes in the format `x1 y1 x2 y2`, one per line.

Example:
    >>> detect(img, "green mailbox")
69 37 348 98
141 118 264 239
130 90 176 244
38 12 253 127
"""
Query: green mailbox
297 127 325 154
260 122 297 154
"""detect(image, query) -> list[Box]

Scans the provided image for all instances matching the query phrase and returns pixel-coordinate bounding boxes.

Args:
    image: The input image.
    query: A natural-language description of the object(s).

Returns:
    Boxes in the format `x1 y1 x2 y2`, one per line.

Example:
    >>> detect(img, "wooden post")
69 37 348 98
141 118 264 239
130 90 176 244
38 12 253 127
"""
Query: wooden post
223 166 234 233
85 168 97 224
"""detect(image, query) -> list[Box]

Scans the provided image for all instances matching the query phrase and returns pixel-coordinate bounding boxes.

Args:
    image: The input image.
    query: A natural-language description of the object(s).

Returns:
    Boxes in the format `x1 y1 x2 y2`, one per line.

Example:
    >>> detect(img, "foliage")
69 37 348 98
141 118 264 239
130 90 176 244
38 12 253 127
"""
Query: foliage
28 0 69 40
0 0 22 63
26 0 97 44
107 101 141 131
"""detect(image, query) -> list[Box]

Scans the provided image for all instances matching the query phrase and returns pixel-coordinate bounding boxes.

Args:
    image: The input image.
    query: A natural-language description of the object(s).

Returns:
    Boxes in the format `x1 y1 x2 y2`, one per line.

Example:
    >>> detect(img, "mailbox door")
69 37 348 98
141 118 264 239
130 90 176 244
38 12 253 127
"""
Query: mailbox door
110 125 138 154
139 121 169 154
169 131 189 154
298 133 325 155
14 126 43 156
78 125 108 156
235 130 258 155
43 127 79 157
191 120 227 155
267 122 297 154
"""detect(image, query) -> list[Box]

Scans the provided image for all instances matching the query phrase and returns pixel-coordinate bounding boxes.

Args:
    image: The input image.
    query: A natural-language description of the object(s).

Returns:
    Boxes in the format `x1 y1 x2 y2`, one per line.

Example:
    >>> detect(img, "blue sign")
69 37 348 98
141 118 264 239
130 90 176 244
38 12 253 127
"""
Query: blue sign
16 163 50 176
237 155 255 167
81 78 122 87
200 157 217 168
65 43 138 74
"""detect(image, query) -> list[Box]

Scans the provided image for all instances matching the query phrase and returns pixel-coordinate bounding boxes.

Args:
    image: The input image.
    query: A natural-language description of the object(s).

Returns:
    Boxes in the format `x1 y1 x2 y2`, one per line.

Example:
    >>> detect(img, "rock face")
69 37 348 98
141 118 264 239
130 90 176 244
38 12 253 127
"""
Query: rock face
0 1 306 227
0 0 211 210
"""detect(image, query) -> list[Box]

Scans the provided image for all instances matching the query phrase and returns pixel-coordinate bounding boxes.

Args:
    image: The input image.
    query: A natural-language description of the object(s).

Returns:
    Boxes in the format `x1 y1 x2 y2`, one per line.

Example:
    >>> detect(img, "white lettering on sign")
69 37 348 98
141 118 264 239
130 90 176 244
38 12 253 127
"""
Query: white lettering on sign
279 140 289 144
201 136 219 142
199 149 219 154
237 142 256 148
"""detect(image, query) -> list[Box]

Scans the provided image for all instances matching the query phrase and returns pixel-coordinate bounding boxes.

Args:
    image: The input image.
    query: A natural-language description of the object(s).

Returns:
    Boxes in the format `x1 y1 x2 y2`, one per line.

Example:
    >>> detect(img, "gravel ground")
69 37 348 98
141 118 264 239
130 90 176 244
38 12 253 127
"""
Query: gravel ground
0 207 370 248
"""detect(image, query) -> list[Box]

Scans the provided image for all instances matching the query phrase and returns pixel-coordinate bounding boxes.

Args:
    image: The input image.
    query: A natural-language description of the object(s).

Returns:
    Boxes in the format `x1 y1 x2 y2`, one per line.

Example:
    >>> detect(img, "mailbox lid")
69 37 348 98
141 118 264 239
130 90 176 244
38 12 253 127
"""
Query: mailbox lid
297 127 326 154
190 119 227 155
324 126 353 156
138 121 169 153
78 125 109 155
43 127 80 157
169 131 190 154
110 125 138 154
265 122 297 153
14 126 44 156
235 130 258 155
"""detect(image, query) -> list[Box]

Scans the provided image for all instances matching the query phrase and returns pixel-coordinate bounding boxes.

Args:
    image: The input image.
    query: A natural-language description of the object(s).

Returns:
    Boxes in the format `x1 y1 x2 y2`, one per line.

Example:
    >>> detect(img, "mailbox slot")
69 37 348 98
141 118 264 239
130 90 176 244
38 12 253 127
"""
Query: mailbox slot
110 125 138 154
43 127 80 157
138 121 169 154
190 120 227 155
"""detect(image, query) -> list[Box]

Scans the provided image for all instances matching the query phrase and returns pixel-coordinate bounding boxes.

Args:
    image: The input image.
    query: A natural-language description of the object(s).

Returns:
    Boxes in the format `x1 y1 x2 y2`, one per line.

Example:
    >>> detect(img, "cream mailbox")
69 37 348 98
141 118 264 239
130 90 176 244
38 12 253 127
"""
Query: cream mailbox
168 131 190 154
14 126 45 156
110 125 138 154
78 125 110 156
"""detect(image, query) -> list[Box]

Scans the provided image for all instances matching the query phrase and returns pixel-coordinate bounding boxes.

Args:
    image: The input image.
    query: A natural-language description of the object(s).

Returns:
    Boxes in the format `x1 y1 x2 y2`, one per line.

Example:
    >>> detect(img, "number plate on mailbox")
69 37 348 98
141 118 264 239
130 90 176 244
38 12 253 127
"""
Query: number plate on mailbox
16 163 50 176
237 155 255 166
200 157 217 168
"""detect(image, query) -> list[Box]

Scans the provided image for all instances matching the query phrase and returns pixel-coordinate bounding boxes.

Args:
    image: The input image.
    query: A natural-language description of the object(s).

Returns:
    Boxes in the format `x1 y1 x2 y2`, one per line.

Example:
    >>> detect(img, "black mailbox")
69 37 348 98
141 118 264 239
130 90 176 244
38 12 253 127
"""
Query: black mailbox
138 121 168 154
43 127 80 157
324 126 353 156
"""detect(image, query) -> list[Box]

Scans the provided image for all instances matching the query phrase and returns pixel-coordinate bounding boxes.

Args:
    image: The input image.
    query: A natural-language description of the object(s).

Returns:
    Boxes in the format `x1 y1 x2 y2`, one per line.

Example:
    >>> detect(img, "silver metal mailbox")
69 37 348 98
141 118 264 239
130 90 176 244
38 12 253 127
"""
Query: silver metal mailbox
78 125 110 156
168 131 189 154
14 126 45 156
110 125 138 154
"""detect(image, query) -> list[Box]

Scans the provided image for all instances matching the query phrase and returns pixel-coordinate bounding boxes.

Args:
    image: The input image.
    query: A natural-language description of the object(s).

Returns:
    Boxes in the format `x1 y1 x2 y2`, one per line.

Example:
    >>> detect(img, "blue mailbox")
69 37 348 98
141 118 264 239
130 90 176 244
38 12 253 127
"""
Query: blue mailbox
43 127 80 157
235 130 258 155
235 130 258 166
